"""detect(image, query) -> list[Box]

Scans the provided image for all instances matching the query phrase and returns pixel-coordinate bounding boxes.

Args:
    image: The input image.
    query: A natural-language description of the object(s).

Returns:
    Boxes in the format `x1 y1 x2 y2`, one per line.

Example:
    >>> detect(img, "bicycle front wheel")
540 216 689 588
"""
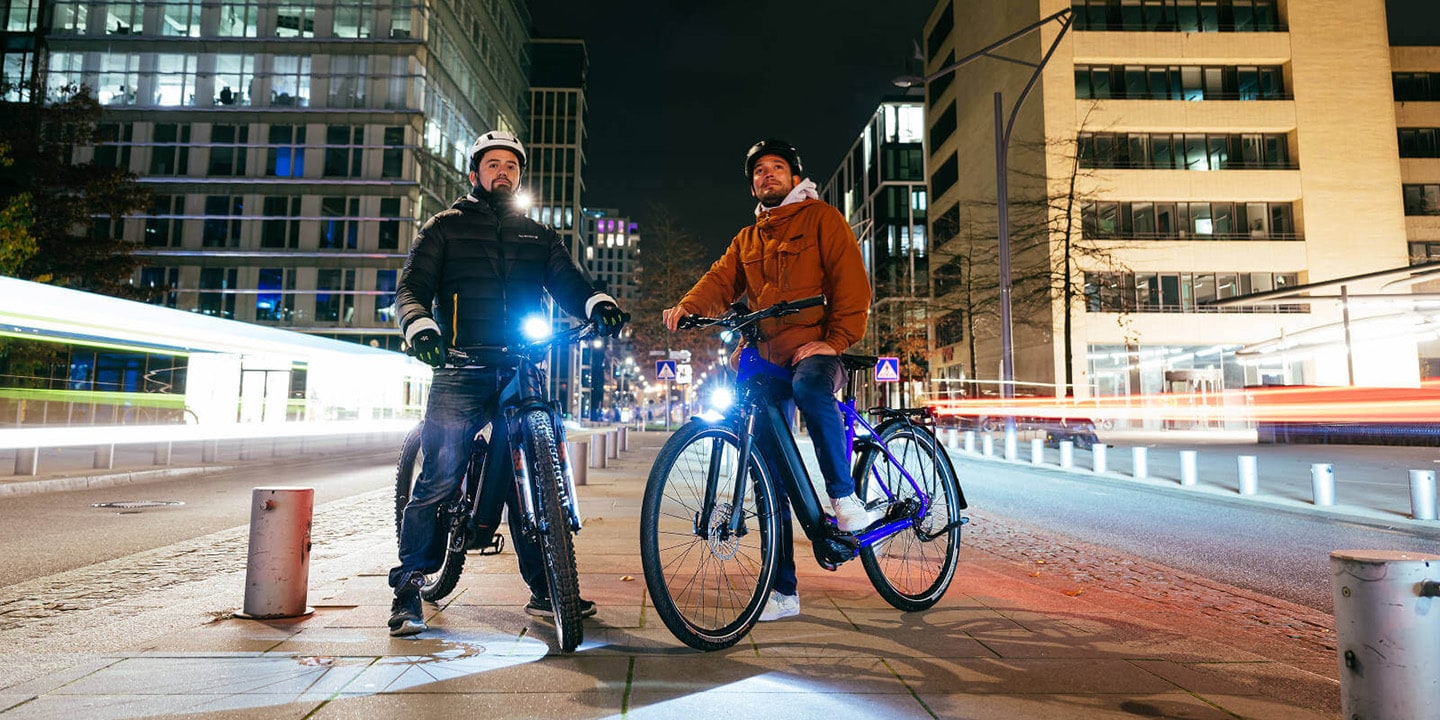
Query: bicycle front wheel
394 422 467 602
855 421 964 611
640 421 778 651
524 409 584 653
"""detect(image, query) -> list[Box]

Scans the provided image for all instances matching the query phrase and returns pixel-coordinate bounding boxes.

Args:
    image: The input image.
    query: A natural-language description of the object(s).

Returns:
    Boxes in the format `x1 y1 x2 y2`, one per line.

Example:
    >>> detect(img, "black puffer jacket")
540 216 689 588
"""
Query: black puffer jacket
395 190 608 352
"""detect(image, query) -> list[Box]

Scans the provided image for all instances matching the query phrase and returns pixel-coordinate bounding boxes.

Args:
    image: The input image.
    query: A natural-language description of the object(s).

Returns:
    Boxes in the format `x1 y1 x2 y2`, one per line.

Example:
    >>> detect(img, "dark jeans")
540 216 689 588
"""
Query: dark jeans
388 368 547 597
754 354 851 597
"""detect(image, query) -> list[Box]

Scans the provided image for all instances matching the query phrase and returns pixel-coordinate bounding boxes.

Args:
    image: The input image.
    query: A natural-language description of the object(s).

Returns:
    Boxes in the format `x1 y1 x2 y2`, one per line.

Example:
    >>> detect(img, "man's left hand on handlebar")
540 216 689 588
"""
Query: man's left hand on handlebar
662 305 692 333
590 301 628 337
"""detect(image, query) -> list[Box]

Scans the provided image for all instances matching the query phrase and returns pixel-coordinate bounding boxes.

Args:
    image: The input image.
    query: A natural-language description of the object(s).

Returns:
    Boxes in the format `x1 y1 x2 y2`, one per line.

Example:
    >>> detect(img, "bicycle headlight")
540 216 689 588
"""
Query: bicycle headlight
707 386 734 413
521 316 552 341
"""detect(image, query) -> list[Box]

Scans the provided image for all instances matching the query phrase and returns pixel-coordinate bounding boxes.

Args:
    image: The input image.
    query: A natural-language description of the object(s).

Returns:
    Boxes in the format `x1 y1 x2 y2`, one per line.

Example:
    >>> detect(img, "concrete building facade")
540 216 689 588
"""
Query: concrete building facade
923 0 1433 405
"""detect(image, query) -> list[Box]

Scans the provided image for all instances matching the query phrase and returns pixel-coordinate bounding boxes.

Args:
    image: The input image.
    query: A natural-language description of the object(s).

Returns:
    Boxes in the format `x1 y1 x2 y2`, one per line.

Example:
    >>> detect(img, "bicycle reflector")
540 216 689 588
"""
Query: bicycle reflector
521 316 552 341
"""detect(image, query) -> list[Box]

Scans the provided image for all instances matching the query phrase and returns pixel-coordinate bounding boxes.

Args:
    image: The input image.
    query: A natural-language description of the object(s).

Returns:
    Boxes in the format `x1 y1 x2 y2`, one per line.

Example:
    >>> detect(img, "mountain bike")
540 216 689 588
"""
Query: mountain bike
395 319 596 653
639 296 968 651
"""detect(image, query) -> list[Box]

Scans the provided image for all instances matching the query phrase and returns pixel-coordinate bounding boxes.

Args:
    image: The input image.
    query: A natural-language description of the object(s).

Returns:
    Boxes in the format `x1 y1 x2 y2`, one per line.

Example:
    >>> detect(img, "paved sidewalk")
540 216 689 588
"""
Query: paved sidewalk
0 429 1340 719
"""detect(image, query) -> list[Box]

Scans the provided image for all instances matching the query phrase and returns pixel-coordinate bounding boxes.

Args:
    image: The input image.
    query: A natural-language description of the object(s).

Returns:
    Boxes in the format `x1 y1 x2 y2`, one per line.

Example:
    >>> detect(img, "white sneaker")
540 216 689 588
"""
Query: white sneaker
758 590 799 622
830 494 879 532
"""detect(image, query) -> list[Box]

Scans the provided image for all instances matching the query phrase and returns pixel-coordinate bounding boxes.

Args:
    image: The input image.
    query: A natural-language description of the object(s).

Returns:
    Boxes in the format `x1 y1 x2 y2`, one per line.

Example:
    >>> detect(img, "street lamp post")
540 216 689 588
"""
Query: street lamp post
895 8 1073 456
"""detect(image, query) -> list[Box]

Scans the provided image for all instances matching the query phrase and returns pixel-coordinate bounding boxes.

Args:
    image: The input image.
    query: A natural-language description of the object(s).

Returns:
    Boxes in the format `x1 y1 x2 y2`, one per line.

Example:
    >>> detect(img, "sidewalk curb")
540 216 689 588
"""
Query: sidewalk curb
948 447 1440 539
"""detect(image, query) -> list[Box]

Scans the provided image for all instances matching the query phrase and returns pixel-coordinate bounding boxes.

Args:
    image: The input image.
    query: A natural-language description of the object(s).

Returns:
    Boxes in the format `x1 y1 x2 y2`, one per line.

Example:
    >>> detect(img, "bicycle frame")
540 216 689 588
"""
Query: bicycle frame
701 346 938 558
455 325 588 539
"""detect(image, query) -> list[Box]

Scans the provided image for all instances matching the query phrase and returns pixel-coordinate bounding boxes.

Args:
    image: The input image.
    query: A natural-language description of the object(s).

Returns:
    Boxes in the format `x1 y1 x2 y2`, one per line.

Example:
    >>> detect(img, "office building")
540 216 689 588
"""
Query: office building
39 0 534 351
923 0 1435 404
580 207 639 420
820 98 930 404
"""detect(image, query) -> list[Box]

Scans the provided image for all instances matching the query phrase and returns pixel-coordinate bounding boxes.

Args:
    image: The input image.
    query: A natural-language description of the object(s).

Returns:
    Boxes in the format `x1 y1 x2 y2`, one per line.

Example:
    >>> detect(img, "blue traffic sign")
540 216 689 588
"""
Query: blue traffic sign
875 357 900 383
655 359 677 381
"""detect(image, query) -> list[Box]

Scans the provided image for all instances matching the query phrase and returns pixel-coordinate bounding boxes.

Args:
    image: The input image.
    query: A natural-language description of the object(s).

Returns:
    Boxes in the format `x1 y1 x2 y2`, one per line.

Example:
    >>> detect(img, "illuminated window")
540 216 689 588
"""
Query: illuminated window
266 124 306 177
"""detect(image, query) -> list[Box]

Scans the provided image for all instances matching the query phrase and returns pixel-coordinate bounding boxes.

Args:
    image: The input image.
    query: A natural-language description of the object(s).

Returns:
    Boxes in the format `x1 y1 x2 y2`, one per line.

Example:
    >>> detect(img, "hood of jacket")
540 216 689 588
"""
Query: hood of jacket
753 178 819 217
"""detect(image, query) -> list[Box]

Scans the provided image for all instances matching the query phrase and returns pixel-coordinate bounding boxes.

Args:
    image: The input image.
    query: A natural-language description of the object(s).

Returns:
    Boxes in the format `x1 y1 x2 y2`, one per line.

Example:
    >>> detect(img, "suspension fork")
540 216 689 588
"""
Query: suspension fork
695 410 757 541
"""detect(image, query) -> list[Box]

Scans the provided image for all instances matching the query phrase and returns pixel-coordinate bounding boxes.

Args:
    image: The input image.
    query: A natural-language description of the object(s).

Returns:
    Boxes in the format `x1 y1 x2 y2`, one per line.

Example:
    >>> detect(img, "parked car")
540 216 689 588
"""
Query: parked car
1040 417 1099 450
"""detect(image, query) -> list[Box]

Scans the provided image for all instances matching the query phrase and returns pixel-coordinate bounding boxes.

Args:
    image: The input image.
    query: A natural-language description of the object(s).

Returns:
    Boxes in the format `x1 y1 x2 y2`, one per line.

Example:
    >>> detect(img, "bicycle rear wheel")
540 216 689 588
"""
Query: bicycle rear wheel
394 422 467 603
640 421 778 651
524 410 584 653
855 421 964 611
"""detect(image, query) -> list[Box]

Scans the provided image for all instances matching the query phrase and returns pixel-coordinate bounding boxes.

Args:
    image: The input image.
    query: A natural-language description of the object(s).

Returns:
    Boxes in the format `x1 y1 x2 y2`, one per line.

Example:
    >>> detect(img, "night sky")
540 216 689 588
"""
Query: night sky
527 1 1439 257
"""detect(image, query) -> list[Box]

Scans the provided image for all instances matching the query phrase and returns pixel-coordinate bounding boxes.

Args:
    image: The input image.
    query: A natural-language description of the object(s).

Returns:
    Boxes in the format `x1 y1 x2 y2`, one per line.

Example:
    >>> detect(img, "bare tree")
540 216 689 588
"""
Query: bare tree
627 205 724 376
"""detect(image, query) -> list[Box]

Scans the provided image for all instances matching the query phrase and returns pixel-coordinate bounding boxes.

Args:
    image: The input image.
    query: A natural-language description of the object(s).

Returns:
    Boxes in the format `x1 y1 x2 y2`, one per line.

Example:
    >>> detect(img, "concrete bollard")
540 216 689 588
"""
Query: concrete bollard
1093 444 1107 474
1059 440 1073 468
945 428 959 450
1311 463 1336 506
617 426 629 452
202 439 219 462
1132 446 1148 479
589 433 607 469
1330 550 1440 720
1003 426 1017 461
981 434 994 457
94 444 114 469
239 487 314 619
566 440 588 486
1409 470 1438 521
1030 438 1044 464
1237 455 1258 495
1179 450 1197 486
154 441 172 466
606 429 619 459
14 448 37 476
963 431 975 453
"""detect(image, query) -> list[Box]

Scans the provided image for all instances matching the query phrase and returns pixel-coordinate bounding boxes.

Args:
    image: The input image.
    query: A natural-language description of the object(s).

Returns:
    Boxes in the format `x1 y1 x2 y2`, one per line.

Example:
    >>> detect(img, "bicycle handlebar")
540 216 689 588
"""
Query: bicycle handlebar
405 321 601 365
677 295 827 332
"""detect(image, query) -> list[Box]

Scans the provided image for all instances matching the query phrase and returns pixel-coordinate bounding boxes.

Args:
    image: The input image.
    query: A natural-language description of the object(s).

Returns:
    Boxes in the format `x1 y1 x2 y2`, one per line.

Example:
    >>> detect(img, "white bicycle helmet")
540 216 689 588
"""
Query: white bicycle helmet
468 130 527 171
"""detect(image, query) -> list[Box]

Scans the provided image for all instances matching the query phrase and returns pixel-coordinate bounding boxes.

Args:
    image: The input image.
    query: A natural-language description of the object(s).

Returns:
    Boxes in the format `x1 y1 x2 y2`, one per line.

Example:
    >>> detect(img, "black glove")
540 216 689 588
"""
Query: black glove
590 301 628 337
410 329 445 368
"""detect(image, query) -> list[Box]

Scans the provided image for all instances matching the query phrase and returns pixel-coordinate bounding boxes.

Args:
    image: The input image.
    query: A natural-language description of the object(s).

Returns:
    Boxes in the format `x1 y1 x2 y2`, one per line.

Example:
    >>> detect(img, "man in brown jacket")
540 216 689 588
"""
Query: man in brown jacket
662 138 873 622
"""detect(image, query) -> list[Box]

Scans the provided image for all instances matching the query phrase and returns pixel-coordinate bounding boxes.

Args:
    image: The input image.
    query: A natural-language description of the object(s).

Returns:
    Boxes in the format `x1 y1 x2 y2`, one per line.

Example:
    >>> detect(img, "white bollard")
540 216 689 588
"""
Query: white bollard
566 440 588 486
14 448 37 475
1030 438 1044 464
1003 425 1017 461
1311 463 1336 506
1059 440 1073 468
1093 443 1107 474
963 431 975 453
945 428 959 450
154 441 172 466
589 433 607 469
1132 446 1148 479
94 444 114 469
617 426 629 452
1237 455 1258 495
1409 470 1438 521
981 434 994 457
1179 450 1198 486
606 429 619 459
239 487 314 619
1330 550 1440 720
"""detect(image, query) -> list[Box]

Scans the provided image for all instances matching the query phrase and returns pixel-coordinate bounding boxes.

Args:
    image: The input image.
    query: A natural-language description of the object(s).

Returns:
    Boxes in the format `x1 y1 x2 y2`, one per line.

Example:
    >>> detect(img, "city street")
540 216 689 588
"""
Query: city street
4 427 1437 717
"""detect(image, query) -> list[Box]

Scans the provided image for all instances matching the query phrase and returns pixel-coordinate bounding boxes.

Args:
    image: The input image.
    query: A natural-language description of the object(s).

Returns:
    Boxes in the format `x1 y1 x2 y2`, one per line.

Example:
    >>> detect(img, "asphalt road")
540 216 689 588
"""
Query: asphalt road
0 451 395 587
952 453 1440 613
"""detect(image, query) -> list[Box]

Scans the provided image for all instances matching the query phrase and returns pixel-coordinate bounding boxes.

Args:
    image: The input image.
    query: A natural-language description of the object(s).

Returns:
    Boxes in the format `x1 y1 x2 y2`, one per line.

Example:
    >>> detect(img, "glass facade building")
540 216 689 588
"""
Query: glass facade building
40 0 534 350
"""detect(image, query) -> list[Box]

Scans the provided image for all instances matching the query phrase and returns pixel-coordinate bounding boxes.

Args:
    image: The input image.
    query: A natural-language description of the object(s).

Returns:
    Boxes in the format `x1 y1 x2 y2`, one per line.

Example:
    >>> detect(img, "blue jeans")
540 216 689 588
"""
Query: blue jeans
388 368 546 596
754 354 851 597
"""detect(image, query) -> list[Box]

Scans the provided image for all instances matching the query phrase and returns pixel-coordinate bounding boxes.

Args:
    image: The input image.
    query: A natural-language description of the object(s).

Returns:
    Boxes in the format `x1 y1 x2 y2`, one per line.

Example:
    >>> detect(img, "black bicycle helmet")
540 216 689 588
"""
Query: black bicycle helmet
743 139 804 179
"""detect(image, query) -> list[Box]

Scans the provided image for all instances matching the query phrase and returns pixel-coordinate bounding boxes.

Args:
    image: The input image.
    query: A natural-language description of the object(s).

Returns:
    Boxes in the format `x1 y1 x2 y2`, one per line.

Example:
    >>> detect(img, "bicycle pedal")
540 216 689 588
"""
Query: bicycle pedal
468 533 505 556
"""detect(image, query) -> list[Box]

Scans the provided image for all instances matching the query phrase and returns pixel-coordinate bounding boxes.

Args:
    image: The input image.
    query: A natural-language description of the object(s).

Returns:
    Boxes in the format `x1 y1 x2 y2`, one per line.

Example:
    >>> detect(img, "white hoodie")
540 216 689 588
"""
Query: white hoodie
754 178 819 217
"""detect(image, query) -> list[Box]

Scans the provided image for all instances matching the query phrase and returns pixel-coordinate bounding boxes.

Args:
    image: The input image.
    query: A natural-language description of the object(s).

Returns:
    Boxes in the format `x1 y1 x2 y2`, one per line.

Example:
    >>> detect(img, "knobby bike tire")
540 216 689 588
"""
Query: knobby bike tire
855 421 963 611
525 410 584 653
393 422 467 602
639 421 779 651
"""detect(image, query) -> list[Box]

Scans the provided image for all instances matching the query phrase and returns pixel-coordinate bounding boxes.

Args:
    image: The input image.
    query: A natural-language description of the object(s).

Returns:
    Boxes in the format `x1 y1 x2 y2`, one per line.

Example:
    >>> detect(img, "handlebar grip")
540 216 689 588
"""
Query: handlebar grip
783 295 827 311
676 315 705 330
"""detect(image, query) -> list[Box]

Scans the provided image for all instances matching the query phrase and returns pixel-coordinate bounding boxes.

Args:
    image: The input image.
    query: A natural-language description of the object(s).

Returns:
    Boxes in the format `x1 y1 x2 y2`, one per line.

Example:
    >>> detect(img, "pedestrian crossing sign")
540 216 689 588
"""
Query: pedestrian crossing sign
875 357 900 383
656 360 677 381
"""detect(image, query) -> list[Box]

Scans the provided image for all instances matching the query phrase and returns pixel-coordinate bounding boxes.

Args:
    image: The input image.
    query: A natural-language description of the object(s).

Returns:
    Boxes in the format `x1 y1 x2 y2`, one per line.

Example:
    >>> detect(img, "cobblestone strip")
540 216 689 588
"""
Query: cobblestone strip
0 487 394 638
962 507 1336 663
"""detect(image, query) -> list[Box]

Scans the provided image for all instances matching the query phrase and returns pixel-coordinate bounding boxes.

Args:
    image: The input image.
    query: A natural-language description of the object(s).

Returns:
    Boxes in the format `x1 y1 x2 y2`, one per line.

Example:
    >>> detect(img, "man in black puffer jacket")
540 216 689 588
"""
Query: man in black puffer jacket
388 130 627 636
